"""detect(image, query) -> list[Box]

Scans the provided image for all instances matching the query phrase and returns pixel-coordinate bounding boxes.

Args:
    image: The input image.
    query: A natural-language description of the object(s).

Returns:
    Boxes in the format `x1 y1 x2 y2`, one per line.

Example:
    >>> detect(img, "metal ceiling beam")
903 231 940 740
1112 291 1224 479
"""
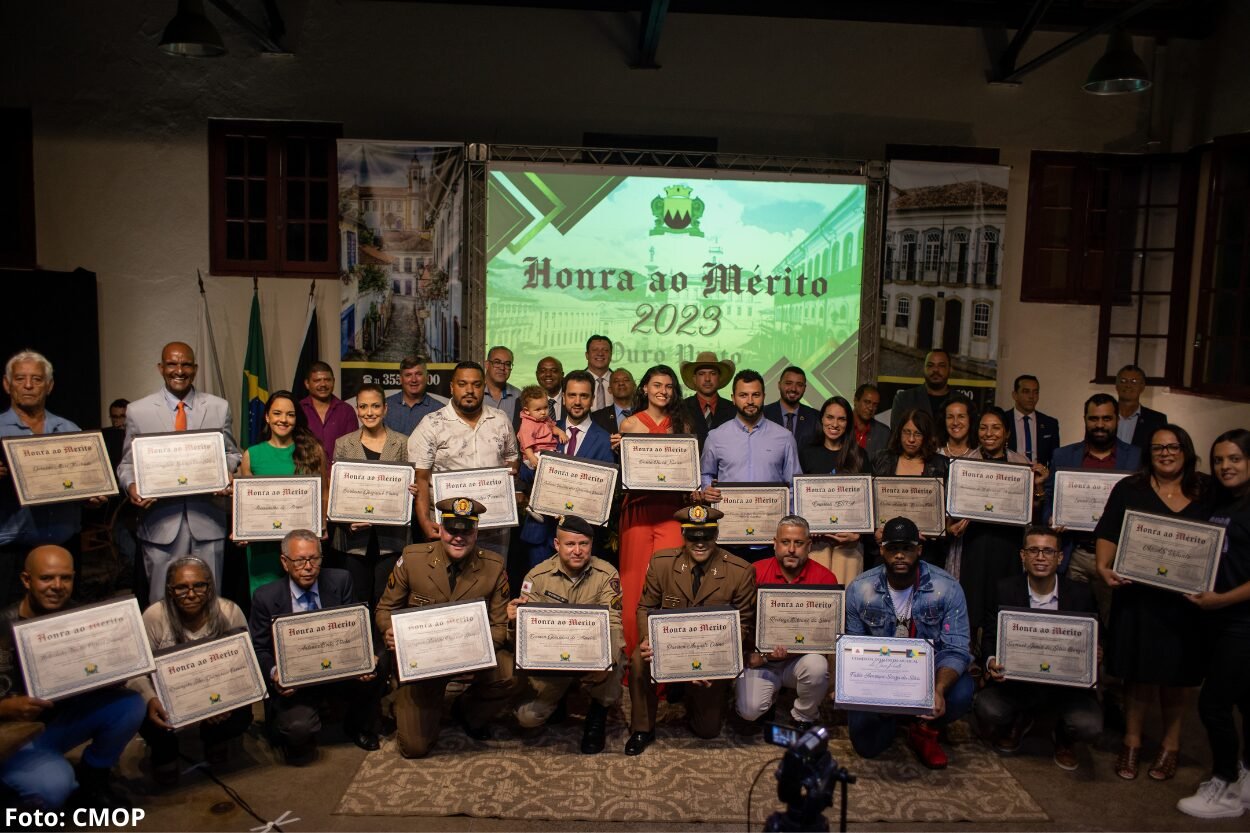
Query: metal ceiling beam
207 0 289 54
636 0 669 68
991 0 1055 83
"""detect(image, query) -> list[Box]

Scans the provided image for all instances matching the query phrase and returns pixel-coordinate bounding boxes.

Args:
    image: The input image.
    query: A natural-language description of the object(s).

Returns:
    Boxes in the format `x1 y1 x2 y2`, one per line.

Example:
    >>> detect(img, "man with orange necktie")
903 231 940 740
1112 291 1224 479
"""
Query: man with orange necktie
117 342 241 604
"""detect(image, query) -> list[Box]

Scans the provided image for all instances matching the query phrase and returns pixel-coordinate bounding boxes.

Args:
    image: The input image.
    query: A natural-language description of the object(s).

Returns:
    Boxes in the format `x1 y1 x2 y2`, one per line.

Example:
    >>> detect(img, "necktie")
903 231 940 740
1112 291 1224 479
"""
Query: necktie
548 398 557 421
785 412 795 434
703 403 712 419
595 376 607 410
691 563 704 597
1023 415 1034 461
566 426 579 456
299 590 318 611
448 561 462 593
175 401 187 431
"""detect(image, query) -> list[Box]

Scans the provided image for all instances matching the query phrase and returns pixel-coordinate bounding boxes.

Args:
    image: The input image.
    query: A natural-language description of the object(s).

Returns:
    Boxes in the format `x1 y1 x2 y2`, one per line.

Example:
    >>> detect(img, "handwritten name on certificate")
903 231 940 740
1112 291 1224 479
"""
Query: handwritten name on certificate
13 597 156 701
392 599 497 682
872 477 945 536
834 634 935 715
1113 510 1225 594
328 460 414 525
1051 470 1130 532
132 430 230 499
647 607 743 683
756 585 844 654
273 605 376 688
996 608 1098 688
516 604 612 671
232 476 323 541
2 431 119 506
530 453 619 526
793 475 874 534
430 467 518 529
152 630 266 728
619 434 700 491
947 458 1033 526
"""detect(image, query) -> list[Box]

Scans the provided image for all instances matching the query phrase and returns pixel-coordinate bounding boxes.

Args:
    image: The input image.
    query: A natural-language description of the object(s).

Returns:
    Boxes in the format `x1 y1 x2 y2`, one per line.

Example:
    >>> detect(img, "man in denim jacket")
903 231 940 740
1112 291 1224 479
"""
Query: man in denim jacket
844 516 974 768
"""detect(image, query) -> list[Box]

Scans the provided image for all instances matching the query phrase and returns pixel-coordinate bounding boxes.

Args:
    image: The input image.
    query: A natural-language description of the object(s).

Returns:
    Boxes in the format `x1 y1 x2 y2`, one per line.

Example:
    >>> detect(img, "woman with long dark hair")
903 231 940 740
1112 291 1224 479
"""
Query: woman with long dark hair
1176 428 1250 816
938 394 978 577
1096 424 1212 782
238 390 328 595
872 409 950 568
801 396 867 582
613 365 693 659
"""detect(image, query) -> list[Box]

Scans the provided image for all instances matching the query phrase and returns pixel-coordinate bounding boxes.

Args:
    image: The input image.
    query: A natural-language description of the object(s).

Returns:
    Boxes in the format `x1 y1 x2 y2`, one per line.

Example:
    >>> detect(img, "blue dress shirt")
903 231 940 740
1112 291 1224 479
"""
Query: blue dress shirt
0 408 85 547
700 416 800 488
383 392 445 436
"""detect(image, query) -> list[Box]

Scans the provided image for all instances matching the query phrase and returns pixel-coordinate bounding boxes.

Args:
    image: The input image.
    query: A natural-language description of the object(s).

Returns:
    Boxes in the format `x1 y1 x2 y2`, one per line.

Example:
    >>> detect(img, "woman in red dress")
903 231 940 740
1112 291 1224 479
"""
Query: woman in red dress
612 365 693 658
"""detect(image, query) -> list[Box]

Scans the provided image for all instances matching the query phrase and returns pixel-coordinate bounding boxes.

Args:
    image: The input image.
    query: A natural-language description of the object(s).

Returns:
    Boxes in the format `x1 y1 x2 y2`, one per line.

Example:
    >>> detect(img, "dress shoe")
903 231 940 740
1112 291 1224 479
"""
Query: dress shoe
907 722 948 769
623 730 655 756
580 702 607 754
350 729 381 751
452 697 491 741
992 716 1034 755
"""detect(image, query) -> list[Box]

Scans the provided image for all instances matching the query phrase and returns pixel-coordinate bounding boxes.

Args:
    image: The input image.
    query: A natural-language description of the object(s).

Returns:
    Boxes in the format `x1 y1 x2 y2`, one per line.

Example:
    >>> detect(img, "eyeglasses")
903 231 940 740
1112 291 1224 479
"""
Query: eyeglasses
1150 443 1182 455
901 429 924 439
171 581 211 597
280 555 323 568
1021 547 1061 558
488 359 513 368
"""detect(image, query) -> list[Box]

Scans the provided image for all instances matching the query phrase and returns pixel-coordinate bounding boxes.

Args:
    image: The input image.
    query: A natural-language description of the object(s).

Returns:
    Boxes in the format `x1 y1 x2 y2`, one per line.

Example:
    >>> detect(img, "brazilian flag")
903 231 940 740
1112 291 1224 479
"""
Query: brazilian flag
240 288 269 448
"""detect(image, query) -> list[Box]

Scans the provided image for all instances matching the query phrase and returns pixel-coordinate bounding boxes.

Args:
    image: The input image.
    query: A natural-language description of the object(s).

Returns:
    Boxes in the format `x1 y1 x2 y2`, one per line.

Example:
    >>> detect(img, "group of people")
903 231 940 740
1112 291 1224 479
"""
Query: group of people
0 338 1247 823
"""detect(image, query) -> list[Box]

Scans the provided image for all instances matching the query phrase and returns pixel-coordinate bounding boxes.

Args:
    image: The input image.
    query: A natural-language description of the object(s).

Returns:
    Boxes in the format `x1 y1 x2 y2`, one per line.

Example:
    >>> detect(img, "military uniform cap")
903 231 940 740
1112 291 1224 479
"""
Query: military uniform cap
674 504 723 540
436 496 487 532
556 514 595 539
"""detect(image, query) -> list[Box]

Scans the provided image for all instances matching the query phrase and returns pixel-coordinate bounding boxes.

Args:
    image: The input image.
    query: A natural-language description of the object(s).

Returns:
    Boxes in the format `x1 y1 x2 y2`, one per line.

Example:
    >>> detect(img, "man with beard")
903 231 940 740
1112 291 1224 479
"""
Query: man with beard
680 351 736 447
890 349 953 421
409 362 519 559
483 346 522 422
762 366 820 447
1044 393 1141 623
696 370 800 561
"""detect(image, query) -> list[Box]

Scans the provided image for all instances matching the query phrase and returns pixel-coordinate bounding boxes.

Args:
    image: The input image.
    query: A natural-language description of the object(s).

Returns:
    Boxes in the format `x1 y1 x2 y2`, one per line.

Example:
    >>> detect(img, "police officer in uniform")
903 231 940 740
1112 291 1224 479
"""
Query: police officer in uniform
508 514 624 754
625 505 757 755
376 497 514 758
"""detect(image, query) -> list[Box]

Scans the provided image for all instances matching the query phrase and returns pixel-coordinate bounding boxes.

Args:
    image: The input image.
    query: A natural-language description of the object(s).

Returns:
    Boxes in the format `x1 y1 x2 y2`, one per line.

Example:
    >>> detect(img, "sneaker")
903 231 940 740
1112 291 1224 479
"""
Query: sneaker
1177 777 1245 819
1052 734 1079 771
907 722 948 769
1236 763 1250 808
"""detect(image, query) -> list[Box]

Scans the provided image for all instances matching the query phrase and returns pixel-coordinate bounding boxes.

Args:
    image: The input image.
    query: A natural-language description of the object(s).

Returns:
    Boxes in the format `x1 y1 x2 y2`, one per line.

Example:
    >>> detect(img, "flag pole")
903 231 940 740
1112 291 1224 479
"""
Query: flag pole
197 269 227 397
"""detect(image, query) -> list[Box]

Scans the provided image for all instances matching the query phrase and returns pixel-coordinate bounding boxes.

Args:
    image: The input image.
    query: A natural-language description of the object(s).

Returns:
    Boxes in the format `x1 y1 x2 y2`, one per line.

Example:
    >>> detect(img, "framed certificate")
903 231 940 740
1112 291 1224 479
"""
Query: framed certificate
515 604 613 672
995 607 1098 688
834 634 935 715
1112 510 1225 594
392 599 498 682
647 606 743 683
152 629 267 729
792 475 874 534
872 477 945 536
714 483 790 545
2 430 119 506
272 604 376 688
530 453 619 526
947 458 1034 526
430 467 518 529
619 434 700 491
756 584 844 654
1051 469 1131 532
327 460 414 525
131 430 230 499
12 597 156 701
232 476 323 541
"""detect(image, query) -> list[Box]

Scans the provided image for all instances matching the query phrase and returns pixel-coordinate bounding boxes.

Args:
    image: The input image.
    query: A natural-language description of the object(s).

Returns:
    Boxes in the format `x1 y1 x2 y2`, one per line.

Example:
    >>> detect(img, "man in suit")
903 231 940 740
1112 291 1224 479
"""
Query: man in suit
518 371 615 569
889 348 952 421
247 529 382 764
1006 375 1060 467
590 368 635 438
1114 364 1168 456
377 498 515 758
116 342 242 603
680 351 735 447
852 383 890 461
762 366 820 449
535 356 564 423
584 334 614 412
976 525 1103 770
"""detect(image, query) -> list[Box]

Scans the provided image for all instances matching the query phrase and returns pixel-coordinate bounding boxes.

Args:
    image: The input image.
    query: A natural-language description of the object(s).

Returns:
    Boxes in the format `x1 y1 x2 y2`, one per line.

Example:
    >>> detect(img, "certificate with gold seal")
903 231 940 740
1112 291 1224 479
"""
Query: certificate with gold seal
792 475 874 534
1112 510 1225 594
529 453 619 526
647 606 743 683
2 430 119 506
12 597 156 701
327 460 414 525
619 434 700 491
152 629 267 729
996 607 1098 688
232 476 323 541
1051 469 1130 532
131 430 230 499
714 483 790 545
272 604 376 688
834 634 935 715
515 604 613 672
755 585 844 654
392 599 498 682
872 477 945 536
947 458 1034 526
430 467 518 529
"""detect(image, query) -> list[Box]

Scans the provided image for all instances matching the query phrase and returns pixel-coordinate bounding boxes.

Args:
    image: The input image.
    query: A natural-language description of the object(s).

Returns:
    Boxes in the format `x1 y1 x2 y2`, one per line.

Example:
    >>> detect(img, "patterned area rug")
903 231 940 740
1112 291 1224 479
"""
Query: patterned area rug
335 698 1048 825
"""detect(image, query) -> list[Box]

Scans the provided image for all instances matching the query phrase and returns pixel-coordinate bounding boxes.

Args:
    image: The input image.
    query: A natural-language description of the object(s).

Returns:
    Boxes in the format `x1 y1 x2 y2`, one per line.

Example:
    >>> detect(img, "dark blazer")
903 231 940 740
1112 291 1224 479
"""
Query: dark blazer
517 418 616 545
685 394 734 447
249 567 355 690
1043 439 1142 524
890 384 948 420
862 419 891 462
1129 405 1169 456
763 401 821 449
981 575 1097 661
1006 408 1060 467
590 404 621 437
871 450 950 480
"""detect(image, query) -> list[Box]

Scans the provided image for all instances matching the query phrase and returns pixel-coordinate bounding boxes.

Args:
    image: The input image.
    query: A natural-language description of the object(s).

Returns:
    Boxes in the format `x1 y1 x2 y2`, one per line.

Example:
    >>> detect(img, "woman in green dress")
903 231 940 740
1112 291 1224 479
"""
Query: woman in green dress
237 390 328 596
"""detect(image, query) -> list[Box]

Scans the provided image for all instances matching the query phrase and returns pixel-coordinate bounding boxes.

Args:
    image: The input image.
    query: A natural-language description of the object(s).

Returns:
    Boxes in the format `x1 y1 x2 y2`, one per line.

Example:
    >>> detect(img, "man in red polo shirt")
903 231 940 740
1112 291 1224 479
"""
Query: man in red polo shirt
734 515 838 731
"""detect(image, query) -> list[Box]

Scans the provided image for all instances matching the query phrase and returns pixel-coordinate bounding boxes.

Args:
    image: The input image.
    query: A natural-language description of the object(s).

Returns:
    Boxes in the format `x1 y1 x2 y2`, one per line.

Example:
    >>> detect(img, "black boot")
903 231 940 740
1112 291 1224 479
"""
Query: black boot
74 763 130 809
580 701 607 754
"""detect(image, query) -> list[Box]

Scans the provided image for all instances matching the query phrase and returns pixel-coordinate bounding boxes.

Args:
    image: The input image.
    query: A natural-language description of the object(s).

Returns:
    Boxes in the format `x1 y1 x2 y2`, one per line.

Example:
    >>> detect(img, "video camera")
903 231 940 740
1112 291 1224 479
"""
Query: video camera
762 723 855 833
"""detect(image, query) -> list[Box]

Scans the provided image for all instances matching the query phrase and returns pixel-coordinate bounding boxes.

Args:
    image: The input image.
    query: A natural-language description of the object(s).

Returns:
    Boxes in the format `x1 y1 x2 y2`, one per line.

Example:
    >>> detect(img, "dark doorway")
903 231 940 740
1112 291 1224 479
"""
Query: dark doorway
917 297 936 352
943 299 963 354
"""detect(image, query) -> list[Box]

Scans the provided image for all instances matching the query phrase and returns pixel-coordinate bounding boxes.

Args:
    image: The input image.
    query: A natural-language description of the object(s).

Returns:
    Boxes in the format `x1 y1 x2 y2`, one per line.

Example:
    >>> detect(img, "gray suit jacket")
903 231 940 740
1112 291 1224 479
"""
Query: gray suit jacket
116 387 242 545
332 428 412 554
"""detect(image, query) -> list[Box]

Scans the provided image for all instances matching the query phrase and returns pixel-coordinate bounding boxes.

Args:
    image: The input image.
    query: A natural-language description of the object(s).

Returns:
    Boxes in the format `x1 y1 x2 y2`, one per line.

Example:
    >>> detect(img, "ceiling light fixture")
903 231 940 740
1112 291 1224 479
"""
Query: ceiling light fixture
1084 29 1152 94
